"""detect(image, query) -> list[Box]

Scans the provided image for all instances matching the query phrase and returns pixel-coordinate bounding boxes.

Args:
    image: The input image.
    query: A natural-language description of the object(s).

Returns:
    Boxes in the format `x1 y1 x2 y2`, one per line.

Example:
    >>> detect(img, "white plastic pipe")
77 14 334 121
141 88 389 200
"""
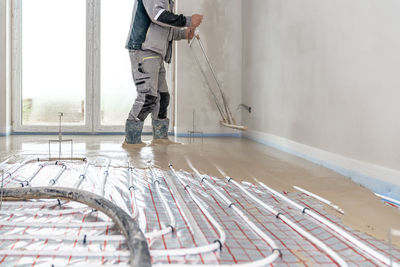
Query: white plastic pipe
259 182 399 267
0 234 125 242
74 161 90 189
188 165 281 266
21 162 60 187
163 164 226 257
127 167 139 219
0 157 11 168
294 186 344 214
0 221 113 228
48 163 67 186
21 164 45 187
0 207 90 216
129 169 147 232
226 178 347 267
0 249 129 258
147 166 176 238
100 159 111 197
2 157 37 183
375 193 400 207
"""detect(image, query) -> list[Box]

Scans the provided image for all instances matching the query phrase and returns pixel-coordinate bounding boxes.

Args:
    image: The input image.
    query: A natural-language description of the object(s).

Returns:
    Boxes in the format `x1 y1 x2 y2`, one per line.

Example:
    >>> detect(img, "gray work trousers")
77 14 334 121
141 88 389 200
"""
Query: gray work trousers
128 50 170 122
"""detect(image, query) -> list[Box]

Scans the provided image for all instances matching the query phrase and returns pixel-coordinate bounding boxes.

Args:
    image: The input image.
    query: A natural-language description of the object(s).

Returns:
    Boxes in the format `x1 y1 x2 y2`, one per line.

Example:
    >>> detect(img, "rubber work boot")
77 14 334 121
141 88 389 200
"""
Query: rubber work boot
125 119 144 144
152 118 169 139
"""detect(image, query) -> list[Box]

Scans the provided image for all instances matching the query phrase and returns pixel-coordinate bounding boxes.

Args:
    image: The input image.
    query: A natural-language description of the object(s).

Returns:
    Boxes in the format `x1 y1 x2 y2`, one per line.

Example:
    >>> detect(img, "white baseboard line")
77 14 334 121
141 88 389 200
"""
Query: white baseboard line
244 130 400 202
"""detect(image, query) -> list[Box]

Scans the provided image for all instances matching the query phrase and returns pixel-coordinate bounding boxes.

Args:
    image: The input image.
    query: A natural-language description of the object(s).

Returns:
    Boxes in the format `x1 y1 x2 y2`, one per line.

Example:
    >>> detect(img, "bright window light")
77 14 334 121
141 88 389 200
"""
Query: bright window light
101 0 137 126
21 0 86 126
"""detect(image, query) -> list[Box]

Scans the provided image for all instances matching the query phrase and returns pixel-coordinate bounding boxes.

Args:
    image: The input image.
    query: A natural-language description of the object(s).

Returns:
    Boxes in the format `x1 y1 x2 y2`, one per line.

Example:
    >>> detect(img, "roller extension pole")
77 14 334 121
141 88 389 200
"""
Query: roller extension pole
259 182 399 267
294 186 344 214
190 39 228 122
188 165 281 266
195 36 234 124
226 177 347 266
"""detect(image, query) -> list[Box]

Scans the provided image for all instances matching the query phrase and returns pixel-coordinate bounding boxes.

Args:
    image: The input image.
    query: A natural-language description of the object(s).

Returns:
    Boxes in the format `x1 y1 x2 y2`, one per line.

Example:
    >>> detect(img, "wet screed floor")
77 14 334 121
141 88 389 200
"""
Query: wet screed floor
0 135 399 266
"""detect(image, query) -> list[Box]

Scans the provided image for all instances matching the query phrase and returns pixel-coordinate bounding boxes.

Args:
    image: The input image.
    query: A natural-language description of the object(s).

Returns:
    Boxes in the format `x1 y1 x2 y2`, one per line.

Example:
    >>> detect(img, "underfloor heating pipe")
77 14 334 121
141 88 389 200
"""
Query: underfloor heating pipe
259 182 399 267
21 161 64 187
293 185 344 214
152 164 226 257
48 162 67 186
0 186 153 267
188 165 281 266
128 168 147 232
147 166 176 239
0 220 113 228
2 157 38 184
225 177 347 267
0 207 90 216
127 166 139 219
0 234 125 242
0 157 11 168
74 161 90 189
0 250 130 258
100 158 111 197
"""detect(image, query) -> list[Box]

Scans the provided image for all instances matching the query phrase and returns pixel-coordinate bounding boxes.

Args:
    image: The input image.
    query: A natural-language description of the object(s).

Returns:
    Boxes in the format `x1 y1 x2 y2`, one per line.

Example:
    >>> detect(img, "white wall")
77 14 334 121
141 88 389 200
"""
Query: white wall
242 0 400 175
174 0 242 135
0 0 11 135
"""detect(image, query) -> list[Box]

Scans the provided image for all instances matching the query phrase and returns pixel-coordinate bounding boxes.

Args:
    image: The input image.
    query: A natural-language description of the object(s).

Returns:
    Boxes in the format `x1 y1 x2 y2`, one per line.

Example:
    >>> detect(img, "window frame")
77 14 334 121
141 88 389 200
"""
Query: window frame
11 0 174 133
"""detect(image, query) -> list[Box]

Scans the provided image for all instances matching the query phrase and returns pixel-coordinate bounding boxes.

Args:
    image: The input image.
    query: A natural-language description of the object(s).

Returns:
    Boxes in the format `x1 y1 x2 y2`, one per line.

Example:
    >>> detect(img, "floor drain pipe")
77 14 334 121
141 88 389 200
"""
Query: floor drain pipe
189 166 281 266
227 177 347 267
259 182 399 267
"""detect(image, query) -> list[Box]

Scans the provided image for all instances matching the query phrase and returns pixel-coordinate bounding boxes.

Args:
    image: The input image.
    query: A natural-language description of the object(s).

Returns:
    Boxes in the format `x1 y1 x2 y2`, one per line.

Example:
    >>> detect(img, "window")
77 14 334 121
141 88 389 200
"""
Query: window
12 0 172 132
21 0 86 126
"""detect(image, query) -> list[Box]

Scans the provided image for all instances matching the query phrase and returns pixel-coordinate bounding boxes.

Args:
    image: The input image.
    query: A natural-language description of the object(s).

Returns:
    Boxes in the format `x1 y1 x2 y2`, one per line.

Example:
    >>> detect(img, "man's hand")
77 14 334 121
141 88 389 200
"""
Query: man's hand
191 14 203 28
186 27 195 40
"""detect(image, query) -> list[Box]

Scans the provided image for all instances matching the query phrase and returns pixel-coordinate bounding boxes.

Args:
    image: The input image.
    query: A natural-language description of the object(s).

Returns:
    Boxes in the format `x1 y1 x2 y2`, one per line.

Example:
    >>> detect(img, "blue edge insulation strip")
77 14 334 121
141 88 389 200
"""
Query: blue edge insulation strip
1 131 399 203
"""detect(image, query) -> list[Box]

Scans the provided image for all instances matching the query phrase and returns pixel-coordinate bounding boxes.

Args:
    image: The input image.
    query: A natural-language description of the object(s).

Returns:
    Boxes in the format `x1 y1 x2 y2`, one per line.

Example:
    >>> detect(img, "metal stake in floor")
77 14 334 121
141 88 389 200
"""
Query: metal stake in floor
48 112 73 160
187 110 204 144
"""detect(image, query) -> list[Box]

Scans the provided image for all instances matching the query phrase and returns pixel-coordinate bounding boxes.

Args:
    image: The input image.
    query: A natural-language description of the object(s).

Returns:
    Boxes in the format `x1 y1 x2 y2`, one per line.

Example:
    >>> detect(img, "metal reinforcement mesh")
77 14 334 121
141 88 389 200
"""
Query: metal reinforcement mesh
0 157 399 266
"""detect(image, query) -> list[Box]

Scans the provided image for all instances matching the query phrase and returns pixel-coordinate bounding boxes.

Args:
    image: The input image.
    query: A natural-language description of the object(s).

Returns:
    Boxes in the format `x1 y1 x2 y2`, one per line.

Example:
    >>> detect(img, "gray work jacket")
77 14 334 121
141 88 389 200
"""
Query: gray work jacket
126 0 191 63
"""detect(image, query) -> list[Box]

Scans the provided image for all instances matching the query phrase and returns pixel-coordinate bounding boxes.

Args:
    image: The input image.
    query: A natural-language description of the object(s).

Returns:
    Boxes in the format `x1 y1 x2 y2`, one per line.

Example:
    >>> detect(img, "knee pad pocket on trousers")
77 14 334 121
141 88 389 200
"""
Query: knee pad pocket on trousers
158 92 170 119
137 94 157 121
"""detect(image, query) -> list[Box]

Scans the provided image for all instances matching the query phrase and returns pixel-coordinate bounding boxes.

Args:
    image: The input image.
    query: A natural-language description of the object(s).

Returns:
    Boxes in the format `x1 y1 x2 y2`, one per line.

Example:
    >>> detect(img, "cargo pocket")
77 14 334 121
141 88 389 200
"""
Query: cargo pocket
135 76 151 94
140 56 162 74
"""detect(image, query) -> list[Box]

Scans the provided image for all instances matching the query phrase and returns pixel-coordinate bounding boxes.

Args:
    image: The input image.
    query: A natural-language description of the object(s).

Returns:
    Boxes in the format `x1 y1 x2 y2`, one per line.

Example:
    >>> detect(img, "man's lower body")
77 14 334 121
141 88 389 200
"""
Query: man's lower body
125 49 170 144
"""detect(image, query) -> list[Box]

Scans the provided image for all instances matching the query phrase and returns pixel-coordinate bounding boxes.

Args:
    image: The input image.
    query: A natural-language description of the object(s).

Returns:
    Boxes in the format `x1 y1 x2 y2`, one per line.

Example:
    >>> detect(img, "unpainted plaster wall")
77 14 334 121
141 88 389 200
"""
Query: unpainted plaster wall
175 0 242 135
242 0 400 171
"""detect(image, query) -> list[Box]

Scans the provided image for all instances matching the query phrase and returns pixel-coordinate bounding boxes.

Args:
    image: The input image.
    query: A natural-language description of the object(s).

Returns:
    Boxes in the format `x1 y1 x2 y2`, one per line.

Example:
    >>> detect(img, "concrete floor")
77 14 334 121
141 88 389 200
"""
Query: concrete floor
0 134 399 247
